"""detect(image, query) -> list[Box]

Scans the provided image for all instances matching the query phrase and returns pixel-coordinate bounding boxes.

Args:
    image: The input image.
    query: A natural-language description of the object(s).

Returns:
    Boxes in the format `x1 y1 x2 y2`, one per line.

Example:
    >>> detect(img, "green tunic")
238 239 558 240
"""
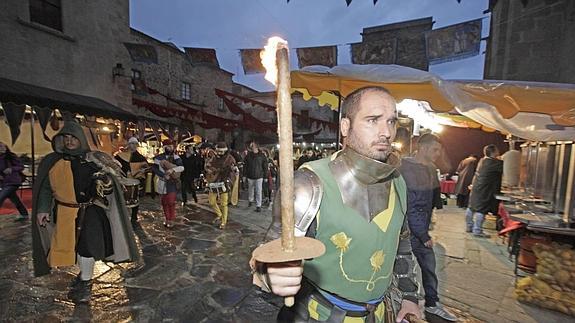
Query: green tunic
303 157 407 302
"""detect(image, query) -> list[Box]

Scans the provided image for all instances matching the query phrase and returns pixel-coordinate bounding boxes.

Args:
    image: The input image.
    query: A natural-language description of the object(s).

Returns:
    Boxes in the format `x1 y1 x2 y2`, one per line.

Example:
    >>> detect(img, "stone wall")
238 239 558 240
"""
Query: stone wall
484 0 575 83
0 0 132 109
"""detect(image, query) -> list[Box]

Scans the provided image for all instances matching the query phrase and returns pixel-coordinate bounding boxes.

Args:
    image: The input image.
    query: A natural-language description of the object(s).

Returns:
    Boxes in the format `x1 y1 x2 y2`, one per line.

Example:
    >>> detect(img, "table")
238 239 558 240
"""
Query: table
440 179 456 194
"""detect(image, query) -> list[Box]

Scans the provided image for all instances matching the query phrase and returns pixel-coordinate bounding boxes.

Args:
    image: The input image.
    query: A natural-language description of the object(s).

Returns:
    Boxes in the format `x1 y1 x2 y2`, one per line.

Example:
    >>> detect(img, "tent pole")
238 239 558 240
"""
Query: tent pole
30 106 35 186
335 92 342 149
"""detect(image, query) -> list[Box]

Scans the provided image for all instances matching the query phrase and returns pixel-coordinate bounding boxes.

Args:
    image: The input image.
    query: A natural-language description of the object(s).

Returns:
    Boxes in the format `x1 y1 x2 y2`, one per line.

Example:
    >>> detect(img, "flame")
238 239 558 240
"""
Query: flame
261 36 288 86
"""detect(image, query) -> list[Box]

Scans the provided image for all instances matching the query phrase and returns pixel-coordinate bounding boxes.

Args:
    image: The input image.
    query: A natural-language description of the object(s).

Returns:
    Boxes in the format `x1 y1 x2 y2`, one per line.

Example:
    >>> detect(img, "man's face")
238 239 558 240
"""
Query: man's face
64 134 81 150
421 141 442 164
341 91 397 162
250 143 258 153
216 148 227 156
306 150 314 157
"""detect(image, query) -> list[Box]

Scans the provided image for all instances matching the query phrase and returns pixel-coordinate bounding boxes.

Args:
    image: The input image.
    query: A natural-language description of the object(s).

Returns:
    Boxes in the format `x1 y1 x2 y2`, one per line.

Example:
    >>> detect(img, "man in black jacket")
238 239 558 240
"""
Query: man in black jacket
466 144 503 238
180 145 201 205
243 141 268 212
400 134 456 321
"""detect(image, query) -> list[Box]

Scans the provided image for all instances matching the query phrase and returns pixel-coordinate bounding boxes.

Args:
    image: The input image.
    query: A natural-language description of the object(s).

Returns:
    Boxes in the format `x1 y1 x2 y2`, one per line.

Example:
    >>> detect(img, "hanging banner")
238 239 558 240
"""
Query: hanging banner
185 47 220 67
425 19 482 65
240 49 265 74
351 39 397 65
34 106 53 141
2 102 26 145
296 46 338 68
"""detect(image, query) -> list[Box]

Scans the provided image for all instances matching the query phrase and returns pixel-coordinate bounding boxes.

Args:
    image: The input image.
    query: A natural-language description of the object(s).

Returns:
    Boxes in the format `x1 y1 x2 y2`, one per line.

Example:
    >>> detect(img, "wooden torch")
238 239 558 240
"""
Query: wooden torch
252 37 325 307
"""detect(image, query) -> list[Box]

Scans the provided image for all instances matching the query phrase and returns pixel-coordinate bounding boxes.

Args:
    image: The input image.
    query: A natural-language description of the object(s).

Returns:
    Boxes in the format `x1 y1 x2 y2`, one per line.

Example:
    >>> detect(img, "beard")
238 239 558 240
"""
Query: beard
346 128 391 162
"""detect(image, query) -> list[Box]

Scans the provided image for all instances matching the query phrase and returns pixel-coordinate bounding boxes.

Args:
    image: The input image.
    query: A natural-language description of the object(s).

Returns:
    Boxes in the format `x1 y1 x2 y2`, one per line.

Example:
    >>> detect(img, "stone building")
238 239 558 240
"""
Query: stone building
484 0 575 83
0 0 133 111
351 17 433 71
127 28 258 143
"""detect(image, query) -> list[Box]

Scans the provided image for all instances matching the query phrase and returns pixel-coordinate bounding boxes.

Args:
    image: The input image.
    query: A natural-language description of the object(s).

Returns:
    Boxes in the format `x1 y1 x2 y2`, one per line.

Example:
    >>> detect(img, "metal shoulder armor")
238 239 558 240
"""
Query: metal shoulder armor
268 168 323 240
293 168 323 235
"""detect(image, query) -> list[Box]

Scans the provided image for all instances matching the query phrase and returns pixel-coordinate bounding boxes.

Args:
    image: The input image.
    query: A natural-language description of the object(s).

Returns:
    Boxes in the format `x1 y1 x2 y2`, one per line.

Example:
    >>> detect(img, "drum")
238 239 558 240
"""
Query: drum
119 178 141 208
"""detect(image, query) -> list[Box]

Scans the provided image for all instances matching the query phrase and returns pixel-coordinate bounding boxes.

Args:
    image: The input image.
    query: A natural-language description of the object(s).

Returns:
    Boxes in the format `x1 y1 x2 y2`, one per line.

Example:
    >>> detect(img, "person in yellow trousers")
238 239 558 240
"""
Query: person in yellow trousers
204 142 236 229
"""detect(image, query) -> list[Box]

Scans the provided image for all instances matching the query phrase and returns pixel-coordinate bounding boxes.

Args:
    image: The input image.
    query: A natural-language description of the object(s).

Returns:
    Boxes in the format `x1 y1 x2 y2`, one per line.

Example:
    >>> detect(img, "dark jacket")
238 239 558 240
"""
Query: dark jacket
181 152 203 180
454 156 478 196
469 157 503 215
0 153 24 187
244 151 268 179
399 158 442 244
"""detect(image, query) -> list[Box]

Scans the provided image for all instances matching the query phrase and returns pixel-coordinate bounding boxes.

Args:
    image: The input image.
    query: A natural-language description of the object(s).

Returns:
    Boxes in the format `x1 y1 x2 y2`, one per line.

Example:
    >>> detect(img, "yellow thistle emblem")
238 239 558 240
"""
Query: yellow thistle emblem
370 250 385 272
330 232 352 252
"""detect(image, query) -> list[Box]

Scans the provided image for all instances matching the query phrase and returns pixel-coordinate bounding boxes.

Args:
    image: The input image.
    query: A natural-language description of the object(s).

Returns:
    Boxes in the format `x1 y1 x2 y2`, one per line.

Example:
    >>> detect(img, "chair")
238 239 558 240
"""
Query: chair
497 202 525 258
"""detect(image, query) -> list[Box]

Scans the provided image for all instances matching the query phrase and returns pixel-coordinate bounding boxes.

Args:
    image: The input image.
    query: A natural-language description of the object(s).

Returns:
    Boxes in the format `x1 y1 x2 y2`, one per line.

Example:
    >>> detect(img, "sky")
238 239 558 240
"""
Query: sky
130 0 490 92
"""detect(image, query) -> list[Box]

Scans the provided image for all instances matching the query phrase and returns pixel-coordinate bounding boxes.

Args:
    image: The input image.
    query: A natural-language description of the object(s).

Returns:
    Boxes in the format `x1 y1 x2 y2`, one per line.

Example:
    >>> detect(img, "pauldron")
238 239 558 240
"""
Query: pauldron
269 168 323 239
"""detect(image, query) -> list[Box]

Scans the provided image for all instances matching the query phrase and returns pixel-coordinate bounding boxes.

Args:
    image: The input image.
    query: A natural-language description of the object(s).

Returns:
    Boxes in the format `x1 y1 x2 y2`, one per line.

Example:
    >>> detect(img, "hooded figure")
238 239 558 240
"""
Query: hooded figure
31 121 139 303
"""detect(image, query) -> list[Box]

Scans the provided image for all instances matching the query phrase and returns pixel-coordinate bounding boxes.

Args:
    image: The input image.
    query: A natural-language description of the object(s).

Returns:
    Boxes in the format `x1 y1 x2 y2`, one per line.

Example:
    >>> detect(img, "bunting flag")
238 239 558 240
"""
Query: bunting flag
88 127 100 147
2 102 26 145
184 47 220 66
425 19 482 65
240 49 265 74
34 106 53 141
351 39 397 65
137 120 146 140
296 46 338 68
149 121 162 142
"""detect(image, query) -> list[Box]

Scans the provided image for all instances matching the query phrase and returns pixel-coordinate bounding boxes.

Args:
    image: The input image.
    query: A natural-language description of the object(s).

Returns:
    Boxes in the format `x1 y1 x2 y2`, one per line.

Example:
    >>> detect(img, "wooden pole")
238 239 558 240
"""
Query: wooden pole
276 45 295 253
30 106 35 186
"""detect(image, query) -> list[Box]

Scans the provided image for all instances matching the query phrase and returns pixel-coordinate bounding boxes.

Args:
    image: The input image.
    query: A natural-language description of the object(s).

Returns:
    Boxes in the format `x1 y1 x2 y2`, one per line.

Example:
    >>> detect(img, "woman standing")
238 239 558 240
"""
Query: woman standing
0 141 29 221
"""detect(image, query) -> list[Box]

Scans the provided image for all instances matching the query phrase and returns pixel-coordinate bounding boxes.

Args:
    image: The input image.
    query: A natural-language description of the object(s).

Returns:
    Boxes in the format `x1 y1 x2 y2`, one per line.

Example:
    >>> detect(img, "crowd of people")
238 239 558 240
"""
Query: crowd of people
0 86 507 322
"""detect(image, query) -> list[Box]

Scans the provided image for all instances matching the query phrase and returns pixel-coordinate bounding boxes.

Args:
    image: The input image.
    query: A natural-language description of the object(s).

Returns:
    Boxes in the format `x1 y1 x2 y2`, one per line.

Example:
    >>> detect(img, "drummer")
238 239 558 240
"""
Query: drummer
114 137 149 223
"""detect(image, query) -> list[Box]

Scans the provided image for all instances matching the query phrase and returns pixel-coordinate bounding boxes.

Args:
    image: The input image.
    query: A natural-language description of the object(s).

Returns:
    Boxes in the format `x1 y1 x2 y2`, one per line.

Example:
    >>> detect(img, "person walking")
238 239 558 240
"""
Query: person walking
152 139 184 228
0 141 29 221
205 142 236 229
400 134 457 321
466 144 503 238
454 154 478 208
31 121 139 303
251 86 422 322
180 145 199 205
243 141 268 212
114 137 148 222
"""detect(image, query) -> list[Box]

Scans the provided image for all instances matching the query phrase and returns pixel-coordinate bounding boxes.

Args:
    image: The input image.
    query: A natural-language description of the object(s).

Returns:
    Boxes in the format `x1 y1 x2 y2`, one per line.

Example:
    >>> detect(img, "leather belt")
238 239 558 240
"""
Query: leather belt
56 200 94 208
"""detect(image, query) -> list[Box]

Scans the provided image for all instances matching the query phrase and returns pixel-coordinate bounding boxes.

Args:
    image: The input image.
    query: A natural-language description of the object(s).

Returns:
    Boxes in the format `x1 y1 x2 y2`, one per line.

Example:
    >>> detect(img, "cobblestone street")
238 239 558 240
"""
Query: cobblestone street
0 195 282 322
1 195 573 322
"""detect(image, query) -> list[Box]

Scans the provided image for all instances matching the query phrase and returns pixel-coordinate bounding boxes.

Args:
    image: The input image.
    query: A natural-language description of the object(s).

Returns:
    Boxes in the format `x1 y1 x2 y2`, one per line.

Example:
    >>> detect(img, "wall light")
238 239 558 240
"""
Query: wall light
112 63 125 79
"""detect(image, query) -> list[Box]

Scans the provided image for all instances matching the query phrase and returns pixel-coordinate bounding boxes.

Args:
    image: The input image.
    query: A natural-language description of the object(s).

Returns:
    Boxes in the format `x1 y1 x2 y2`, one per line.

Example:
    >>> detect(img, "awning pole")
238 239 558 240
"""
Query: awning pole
335 92 342 149
30 106 35 186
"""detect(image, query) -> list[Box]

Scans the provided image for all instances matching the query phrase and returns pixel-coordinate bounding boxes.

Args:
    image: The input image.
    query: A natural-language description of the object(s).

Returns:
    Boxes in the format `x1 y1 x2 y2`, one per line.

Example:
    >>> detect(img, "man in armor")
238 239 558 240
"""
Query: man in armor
251 87 422 322
204 142 236 229
31 121 139 303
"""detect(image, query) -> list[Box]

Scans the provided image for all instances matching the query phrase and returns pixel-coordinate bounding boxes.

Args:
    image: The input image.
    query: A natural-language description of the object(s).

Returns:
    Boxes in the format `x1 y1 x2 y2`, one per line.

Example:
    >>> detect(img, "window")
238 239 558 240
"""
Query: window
181 82 191 101
29 0 62 31
131 69 142 91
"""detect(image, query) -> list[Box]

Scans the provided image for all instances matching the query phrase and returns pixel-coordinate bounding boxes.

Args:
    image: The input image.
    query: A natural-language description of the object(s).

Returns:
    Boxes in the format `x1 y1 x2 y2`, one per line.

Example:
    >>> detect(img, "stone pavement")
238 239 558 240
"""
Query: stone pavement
0 194 282 322
431 205 575 323
1 193 574 322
